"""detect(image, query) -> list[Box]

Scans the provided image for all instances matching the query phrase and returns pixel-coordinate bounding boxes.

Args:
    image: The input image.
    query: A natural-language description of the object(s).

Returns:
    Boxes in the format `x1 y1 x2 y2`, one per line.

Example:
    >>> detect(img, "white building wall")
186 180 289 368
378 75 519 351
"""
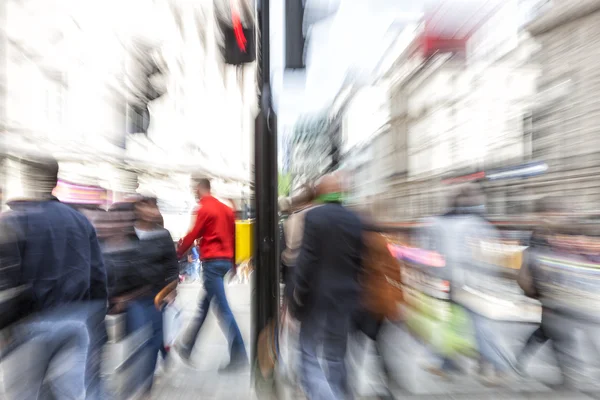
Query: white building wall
5 0 255 185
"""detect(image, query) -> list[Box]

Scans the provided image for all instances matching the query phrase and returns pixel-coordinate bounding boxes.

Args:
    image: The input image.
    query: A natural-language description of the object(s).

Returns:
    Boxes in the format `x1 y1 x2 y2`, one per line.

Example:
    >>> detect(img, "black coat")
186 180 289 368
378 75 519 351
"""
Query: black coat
291 202 363 319
104 230 178 297
136 228 179 291
0 199 107 312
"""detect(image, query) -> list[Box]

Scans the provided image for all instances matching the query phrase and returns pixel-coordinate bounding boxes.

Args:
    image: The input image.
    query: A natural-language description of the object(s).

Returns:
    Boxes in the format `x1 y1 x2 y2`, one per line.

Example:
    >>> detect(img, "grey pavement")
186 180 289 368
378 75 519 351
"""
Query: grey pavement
150 283 594 399
151 281 252 400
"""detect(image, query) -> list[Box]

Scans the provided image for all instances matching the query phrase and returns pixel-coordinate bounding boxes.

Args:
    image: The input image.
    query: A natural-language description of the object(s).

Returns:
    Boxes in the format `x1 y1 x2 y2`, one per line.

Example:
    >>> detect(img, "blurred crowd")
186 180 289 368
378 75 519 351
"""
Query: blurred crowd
0 155 245 400
277 174 600 399
3 153 600 400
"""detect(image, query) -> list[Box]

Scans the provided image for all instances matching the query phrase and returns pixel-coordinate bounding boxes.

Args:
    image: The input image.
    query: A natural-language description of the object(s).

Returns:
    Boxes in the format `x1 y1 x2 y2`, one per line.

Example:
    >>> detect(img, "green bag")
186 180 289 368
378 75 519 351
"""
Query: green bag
404 297 477 359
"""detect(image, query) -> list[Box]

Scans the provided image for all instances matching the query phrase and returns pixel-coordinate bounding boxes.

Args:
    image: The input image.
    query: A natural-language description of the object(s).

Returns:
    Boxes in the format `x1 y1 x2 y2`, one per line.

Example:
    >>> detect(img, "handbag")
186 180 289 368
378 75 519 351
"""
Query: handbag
162 303 182 350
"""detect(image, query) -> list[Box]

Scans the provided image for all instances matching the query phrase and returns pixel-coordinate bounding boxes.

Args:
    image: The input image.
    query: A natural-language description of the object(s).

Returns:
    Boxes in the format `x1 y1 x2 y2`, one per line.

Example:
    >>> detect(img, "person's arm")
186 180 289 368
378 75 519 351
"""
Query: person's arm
89 227 108 302
518 249 538 298
178 206 208 258
0 215 23 291
292 212 320 312
162 232 180 285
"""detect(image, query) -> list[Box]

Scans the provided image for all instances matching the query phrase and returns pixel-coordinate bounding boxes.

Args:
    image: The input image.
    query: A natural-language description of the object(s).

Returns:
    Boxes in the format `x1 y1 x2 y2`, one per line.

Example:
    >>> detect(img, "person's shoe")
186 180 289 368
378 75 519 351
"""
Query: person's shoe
479 370 508 387
377 388 395 400
425 366 452 381
219 358 249 374
156 353 174 377
172 344 194 368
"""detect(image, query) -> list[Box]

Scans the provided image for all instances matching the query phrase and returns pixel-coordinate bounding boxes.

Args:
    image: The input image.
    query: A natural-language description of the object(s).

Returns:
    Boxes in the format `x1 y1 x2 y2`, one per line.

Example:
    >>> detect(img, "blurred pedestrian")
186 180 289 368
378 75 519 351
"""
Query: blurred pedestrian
281 184 317 302
518 220 599 388
184 243 201 282
133 196 179 380
419 184 513 385
0 155 107 400
278 184 317 384
290 173 363 400
352 212 404 399
516 197 566 373
175 178 248 371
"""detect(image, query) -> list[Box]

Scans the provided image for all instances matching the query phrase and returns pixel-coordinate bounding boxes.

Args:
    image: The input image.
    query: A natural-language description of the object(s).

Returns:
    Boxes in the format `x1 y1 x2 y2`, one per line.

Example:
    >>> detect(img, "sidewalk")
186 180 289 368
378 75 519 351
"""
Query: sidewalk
151 281 252 399
150 283 593 399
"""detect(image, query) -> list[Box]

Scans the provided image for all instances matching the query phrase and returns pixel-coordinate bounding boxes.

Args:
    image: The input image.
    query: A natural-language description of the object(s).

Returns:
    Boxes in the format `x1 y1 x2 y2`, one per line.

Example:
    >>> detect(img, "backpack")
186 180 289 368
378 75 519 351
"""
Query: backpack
361 231 403 321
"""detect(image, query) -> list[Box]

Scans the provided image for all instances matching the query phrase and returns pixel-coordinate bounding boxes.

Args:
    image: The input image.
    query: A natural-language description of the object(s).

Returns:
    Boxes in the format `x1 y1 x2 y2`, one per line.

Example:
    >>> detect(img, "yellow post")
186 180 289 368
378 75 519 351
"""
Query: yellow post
235 220 255 264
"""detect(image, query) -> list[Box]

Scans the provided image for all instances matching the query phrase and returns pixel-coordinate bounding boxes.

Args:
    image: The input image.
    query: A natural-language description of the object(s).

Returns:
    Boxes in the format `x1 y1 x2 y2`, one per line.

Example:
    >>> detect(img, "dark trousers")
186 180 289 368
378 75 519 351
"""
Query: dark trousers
540 310 585 387
518 326 549 366
126 294 164 392
179 260 247 363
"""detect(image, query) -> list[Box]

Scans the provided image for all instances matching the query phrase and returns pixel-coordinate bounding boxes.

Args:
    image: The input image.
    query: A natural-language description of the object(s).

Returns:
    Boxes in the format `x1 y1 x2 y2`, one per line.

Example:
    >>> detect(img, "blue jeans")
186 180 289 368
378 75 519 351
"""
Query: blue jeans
126 295 164 392
180 260 247 363
468 310 512 372
1 302 107 400
299 308 352 400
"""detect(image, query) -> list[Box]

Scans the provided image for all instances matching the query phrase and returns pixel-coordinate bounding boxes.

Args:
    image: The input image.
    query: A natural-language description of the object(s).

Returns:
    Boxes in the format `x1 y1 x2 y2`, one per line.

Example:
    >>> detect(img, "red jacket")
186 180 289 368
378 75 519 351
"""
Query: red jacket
178 195 236 261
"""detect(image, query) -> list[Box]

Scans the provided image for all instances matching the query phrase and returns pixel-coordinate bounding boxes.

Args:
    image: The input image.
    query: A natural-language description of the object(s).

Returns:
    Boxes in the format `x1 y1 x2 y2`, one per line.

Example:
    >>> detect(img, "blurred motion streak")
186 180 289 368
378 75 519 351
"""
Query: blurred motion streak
4 0 600 399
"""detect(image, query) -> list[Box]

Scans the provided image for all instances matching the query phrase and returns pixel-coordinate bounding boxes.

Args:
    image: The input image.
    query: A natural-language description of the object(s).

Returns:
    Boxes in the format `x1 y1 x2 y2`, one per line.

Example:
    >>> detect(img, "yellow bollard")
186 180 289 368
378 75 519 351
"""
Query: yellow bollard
235 220 255 265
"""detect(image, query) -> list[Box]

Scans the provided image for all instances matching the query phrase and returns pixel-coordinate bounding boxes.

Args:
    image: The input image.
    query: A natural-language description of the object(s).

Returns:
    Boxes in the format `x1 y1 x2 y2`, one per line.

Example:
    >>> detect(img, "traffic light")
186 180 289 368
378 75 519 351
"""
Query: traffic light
219 1 256 65
222 24 256 65
285 0 305 69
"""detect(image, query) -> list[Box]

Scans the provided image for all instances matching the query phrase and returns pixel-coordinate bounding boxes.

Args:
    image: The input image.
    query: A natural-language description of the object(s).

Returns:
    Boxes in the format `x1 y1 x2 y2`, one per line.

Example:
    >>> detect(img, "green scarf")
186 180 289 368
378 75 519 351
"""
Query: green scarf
316 192 343 204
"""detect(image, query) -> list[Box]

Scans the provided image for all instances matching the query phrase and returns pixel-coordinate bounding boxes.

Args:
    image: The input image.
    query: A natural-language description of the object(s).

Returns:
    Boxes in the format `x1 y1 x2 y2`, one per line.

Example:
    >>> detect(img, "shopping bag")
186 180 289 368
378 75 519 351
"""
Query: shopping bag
162 303 182 350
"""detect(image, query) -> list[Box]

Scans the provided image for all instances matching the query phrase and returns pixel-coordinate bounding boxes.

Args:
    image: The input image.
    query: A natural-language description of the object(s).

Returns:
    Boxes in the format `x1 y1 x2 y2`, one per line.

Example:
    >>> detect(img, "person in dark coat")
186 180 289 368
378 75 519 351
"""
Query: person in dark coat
132 196 179 389
0 155 108 399
290 173 363 400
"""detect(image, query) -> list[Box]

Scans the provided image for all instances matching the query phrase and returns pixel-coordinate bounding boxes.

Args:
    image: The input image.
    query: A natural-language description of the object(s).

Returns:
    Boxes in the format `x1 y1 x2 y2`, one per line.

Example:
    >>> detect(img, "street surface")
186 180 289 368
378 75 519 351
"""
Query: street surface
151 282 598 399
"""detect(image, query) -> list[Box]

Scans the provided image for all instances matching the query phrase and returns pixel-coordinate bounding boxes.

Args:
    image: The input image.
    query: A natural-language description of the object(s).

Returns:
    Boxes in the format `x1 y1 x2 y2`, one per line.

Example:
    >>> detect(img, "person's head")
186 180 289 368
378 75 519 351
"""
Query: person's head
18 155 59 200
134 196 163 227
194 178 211 199
447 183 485 214
105 202 137 240
289 183 316 210
315 173 342 198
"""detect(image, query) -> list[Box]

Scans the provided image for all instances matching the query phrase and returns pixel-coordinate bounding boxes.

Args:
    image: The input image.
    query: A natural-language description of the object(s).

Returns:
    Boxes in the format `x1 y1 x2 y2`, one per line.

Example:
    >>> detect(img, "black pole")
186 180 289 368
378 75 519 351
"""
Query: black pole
0 0 6 136
252 0 279 390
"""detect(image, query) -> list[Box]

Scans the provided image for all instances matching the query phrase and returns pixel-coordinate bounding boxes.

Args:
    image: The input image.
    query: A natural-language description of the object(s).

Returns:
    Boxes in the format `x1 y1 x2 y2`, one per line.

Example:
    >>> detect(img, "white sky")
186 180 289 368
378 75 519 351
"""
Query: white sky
272 0 424 124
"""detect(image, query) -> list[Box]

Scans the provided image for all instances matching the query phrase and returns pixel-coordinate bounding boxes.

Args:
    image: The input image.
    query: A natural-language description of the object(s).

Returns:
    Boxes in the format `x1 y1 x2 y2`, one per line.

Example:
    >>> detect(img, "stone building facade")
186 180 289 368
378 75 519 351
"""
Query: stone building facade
341 0 543 221
522 0 600 212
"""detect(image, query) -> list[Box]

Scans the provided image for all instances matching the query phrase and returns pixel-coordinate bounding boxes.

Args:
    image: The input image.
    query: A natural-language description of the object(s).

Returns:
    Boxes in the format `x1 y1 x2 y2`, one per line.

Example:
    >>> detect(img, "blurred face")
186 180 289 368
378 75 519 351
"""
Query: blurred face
196 184 210 200
135 200 162 224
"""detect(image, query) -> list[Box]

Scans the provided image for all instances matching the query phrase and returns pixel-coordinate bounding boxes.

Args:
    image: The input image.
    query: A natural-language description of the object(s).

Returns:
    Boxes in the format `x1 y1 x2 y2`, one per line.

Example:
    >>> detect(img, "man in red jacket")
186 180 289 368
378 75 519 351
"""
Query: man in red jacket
175 178 247 371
